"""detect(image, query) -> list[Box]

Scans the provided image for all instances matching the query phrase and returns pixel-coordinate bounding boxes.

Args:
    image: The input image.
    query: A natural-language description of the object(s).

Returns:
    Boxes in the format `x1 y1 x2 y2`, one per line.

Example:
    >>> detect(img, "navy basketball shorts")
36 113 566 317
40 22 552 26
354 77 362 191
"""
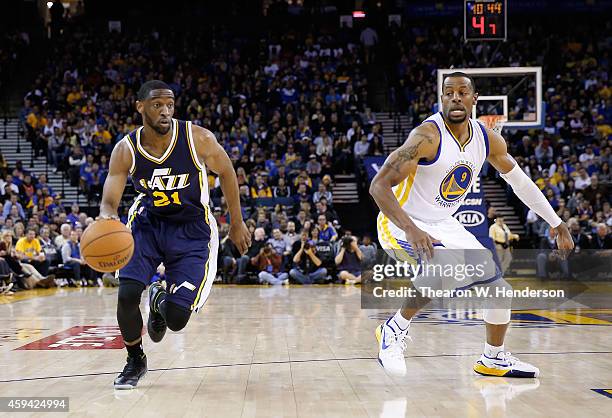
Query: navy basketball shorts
118 206 219 312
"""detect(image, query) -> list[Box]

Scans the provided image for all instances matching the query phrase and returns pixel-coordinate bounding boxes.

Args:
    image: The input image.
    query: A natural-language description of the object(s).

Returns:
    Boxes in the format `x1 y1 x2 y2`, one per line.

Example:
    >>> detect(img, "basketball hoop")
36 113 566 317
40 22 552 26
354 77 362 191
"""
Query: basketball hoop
478 115 507 135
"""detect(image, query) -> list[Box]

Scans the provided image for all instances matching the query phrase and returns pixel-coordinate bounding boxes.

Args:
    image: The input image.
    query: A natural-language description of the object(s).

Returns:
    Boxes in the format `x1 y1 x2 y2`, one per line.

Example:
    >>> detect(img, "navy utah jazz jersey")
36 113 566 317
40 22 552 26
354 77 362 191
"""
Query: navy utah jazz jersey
122 119 210 221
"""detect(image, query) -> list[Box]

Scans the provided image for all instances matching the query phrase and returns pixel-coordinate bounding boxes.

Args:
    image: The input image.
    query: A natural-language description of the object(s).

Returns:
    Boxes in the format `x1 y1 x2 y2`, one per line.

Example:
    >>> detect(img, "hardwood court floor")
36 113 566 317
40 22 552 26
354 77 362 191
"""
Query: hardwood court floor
0 284 611 417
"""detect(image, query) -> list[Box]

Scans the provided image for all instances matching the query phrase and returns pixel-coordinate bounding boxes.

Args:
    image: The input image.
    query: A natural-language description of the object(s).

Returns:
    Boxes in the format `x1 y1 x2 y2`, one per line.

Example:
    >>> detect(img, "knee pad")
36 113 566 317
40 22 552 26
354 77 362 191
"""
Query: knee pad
117 279 145 308
162 301 191 332
117 279 145 342
483 308 511 325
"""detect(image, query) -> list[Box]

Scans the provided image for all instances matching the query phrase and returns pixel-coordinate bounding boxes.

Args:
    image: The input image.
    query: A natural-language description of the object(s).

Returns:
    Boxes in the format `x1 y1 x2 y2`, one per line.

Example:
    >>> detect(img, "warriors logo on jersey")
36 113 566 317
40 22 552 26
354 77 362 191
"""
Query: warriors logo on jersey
436 161 476 207
382 112 488 223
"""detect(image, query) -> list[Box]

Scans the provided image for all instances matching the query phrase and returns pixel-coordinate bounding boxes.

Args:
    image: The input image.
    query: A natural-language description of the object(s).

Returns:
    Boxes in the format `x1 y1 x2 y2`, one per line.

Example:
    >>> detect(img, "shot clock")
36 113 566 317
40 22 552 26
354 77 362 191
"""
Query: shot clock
464 0 507 41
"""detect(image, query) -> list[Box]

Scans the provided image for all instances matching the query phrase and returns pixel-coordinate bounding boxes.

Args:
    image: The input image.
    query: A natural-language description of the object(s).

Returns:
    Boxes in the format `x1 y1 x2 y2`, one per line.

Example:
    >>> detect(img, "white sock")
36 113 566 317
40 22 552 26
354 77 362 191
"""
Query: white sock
390 309 411 331
484 342 504 358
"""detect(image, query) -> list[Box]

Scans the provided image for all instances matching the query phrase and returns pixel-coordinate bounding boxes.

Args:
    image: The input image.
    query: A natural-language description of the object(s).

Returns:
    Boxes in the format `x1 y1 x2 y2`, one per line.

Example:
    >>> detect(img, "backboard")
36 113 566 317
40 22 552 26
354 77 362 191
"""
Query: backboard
437 67 543 130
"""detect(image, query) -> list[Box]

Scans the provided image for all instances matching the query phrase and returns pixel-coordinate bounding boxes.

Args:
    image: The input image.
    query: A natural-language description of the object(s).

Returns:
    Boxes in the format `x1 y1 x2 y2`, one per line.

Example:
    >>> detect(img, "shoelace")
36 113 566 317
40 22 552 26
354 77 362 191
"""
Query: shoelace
151 315 166 331
487 351 518 367
120 356 141 376
499 352 519 366
386 327 412 358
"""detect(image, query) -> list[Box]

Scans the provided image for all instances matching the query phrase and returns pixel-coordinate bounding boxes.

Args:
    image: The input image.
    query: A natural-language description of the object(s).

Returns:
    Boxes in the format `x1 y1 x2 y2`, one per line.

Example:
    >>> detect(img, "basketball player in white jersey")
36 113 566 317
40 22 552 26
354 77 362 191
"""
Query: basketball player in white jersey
370 72 574 377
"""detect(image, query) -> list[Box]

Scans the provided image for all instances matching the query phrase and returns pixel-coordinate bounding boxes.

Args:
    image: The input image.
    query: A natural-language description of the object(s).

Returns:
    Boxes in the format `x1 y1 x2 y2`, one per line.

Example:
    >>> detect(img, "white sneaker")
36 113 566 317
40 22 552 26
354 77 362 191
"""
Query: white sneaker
375 318 410 376
474 352 540 378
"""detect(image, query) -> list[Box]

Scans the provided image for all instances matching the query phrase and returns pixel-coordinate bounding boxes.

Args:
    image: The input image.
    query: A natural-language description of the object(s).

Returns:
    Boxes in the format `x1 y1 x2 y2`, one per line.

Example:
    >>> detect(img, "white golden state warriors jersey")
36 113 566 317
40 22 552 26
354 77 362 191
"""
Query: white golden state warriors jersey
383 112 489 223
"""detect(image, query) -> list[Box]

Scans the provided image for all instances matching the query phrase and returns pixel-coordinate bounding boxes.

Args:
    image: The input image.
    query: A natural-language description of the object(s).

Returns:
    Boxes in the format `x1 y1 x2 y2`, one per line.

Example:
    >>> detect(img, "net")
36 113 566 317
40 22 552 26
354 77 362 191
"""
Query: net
478 115 506 134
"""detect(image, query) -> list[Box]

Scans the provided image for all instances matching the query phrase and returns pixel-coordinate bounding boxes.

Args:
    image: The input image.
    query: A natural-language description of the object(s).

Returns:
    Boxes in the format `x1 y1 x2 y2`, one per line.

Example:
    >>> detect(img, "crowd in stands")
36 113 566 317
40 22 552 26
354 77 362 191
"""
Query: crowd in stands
502 18 611 257
214 202 378 285
20 20 386 205
0 153 379 293
8 19 391 290
0 161 114 295
6 12 610 292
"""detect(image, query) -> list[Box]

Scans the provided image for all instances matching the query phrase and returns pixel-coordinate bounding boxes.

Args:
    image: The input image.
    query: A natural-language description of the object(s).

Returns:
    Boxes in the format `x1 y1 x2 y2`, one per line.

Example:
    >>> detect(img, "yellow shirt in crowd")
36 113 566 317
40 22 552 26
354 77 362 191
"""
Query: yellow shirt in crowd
535 176 559 190
67 91 82 104
15 237 42 258
26 113 47 129
597 123 612 138
489 223 519 245
94 129 112 144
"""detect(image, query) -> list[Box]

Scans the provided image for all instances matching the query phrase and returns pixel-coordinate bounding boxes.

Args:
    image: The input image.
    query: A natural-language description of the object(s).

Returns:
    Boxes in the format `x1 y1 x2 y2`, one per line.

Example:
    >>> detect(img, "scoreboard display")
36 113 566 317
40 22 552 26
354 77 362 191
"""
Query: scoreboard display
464 0 507 41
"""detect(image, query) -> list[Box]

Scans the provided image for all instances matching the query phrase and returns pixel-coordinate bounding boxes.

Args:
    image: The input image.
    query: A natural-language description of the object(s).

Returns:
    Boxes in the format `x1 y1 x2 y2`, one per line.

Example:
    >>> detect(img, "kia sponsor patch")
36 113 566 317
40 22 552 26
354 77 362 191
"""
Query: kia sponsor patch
454 210 485 227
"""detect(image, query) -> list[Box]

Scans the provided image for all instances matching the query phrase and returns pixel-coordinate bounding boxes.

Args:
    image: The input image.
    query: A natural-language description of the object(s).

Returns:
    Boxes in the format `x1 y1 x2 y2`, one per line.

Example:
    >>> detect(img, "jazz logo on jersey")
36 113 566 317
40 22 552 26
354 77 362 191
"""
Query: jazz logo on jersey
139 168 190 207
139 168 190 191
437 163 473 206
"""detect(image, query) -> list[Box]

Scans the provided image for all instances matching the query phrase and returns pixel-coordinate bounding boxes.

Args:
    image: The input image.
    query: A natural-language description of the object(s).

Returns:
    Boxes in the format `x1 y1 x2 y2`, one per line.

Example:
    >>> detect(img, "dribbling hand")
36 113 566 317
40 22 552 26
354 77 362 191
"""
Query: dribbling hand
229 221 251 255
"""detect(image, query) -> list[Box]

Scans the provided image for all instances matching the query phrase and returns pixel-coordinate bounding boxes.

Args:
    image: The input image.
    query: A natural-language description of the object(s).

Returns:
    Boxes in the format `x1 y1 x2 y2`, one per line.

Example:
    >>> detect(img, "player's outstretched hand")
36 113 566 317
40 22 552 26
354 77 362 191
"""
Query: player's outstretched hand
553 222 574 260
230 221 252 255
404 224 440 260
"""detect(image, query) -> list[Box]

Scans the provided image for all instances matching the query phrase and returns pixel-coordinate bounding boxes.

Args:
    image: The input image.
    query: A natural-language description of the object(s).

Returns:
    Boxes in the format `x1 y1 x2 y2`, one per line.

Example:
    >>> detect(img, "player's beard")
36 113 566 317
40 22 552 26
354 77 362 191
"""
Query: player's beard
144 112 171 135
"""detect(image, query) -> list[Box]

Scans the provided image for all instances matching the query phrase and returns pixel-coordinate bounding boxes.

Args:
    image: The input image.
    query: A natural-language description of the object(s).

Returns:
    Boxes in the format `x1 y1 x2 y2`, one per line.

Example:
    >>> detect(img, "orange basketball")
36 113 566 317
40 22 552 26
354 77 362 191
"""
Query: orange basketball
81 219 134 273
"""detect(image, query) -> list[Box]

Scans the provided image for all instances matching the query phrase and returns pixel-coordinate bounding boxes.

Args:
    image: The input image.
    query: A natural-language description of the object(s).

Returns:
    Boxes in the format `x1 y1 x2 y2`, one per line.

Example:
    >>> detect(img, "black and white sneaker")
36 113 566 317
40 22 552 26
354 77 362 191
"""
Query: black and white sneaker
0 282 13 295
147 281 167 343
114 355 147 390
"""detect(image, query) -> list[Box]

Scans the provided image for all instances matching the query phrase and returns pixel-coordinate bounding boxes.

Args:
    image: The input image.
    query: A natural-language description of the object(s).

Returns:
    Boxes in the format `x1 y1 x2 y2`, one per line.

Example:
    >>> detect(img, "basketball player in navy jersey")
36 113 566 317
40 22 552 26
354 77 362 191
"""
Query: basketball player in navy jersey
99 80 251 389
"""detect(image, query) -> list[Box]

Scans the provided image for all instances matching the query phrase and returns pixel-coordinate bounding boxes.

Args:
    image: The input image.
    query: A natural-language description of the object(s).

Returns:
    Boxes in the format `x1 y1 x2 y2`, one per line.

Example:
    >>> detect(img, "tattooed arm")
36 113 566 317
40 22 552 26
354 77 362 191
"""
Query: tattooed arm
369 123 440 258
